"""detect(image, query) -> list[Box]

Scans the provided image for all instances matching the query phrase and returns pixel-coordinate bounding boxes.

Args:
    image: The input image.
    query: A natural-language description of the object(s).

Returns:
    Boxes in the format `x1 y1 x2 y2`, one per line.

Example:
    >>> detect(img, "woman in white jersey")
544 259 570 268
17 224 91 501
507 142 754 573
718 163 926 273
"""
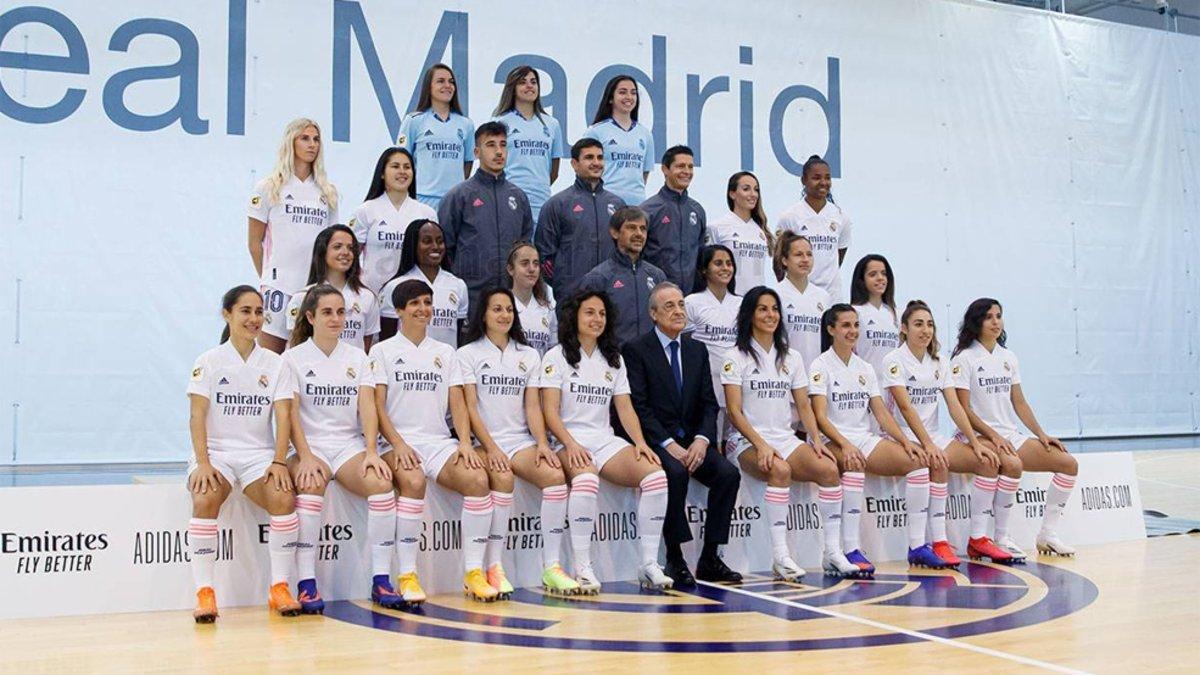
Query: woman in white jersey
773 232 832 370
275 225 380 351
248 118 339 353
506 241 557 355
951 298 1079 559
774 155 850 300
397 64 475 208
492 66 564 221
809 304 934 576
720 287 860 580
456 286 581 597
707 172 773 290
684 245 741 439
881 301 1015 565
349 147 438 293
379 219 468 346
370 279 503 602
849 254 900 376
581 75 655 206
540 290 672 593
282 285 404 614
186 285 302 623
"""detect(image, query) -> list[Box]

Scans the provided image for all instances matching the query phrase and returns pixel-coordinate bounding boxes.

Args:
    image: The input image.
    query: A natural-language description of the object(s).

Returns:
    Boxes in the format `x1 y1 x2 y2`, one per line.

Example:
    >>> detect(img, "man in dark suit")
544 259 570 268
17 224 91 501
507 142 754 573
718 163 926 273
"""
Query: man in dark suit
622 282 742 585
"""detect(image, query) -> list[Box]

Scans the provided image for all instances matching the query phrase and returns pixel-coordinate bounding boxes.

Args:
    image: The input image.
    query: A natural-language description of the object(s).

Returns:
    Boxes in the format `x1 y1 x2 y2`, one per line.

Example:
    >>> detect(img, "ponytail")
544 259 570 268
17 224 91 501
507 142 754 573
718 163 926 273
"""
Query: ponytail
288 284 343 348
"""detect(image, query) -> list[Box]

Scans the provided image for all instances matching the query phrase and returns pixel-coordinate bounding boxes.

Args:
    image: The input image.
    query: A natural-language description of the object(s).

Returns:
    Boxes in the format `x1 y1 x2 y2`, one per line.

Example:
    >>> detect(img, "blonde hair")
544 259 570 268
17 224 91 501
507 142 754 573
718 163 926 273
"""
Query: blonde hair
264 118 338 212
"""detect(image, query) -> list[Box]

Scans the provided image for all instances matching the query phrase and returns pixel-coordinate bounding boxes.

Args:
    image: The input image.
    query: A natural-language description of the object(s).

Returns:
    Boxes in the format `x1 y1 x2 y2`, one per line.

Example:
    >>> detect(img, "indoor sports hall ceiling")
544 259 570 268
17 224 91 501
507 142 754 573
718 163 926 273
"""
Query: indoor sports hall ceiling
990 0 1200 35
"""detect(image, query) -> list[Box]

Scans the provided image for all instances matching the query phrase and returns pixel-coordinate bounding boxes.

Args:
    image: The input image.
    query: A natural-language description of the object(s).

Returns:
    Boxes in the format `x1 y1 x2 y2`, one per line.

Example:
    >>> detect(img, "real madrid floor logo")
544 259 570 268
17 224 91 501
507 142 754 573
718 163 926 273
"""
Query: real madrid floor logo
325 561 1097 652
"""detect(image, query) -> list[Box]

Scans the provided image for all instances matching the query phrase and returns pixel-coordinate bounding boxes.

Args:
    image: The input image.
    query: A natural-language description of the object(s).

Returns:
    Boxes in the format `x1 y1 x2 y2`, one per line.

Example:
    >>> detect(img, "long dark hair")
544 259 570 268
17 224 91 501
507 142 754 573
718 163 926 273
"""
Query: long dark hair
415 63 464 115
953 298 1006 357
693 244 737 295
900 300 940 361
558 290 621 369
219 285 261 344
726 171 773 250
505 241 550 306
773 231 812 282
463 286 529 347
306 225 365 292
390 218 450 284
820 303 857 353
849 254 896 319
801 154 836 204
591 75 639 125
289 284 344 348
734 287 788 369
363 147 417 202
493 65 548 118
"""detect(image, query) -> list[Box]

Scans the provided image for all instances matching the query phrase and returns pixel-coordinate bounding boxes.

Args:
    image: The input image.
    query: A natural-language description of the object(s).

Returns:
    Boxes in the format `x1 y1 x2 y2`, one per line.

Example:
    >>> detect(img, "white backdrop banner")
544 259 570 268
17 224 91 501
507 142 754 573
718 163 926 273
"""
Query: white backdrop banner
0 0 1197 463
0 451 1144 619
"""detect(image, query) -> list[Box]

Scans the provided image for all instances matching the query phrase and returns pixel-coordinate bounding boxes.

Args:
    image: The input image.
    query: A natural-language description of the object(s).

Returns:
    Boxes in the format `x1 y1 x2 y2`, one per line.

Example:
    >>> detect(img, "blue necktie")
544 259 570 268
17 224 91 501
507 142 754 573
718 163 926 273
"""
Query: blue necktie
669 340 683 396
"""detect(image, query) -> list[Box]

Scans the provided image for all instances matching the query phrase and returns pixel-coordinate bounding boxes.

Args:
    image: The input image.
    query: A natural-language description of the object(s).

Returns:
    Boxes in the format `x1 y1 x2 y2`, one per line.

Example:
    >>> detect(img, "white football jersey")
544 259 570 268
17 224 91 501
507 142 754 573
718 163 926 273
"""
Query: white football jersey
808 349 880 436
516 293 557 356
720 341 808 440
187 342 295 453
774 199 851 299
370 333 457 453
349 194 438 293
454 338 540 451
248 174 337 293
283 339 374 451
853 302 900 376
950 341 1024 435
379 267 469 347
880 346 951 438
538 345 629 438
285 281 380 350
774 278 831 370
706 211 771 291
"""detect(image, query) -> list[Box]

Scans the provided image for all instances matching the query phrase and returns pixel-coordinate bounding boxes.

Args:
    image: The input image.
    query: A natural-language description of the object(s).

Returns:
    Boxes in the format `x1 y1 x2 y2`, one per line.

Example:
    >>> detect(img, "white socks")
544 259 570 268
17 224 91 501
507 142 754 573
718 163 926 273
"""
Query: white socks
188 518 218 590
841 472 865 552
817 485 844 553
395 497 424 575
637 472 669 566
486 491 514 569
267 513 299 585
764 486 791 560
905 468 930 549
927 482 948 543
367 493 396 577
541 485 569 567
568 474 600 570
993 475 1021 541
969 476 997 538
294 494 324 581
1041 473 1076 535
462 495 494 572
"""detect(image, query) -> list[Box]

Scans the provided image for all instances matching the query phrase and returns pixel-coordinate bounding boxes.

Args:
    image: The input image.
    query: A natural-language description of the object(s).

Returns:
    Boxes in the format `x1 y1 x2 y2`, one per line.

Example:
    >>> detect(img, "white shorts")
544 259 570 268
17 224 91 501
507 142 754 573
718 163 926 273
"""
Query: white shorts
188 449 273 488
955 429 1031 451
729 431 803 461
908 431 956 452
260 286 294 340
824 430 886 457
403 438 461 481
304 440 366 477
493 434 538 459
555 431 630 471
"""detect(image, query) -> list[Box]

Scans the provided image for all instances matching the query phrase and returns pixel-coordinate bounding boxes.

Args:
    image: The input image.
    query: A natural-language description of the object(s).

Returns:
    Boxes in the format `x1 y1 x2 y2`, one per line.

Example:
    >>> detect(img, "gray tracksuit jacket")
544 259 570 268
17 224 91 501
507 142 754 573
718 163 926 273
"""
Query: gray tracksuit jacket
534 176 625 299
577 249 666 346
641 185 707 291
439 170 533 301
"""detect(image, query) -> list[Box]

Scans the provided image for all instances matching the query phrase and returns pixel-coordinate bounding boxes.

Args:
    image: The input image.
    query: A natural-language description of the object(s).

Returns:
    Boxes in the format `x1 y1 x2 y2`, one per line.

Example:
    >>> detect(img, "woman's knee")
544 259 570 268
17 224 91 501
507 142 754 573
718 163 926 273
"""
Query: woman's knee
999 453 1023 478
191 489 227 516
768 460 792 486
396 469 426 497
263 488 295 515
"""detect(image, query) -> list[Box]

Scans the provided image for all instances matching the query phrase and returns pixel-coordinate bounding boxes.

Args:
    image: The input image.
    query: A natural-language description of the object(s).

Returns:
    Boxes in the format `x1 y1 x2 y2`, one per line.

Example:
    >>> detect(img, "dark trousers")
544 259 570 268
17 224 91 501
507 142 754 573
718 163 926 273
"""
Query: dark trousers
653 442 740 547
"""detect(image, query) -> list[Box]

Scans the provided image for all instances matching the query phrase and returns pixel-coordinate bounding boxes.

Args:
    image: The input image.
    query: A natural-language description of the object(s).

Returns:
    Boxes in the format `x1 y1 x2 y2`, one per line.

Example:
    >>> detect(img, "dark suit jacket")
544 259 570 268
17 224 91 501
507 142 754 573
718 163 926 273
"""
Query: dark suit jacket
622 330 719 448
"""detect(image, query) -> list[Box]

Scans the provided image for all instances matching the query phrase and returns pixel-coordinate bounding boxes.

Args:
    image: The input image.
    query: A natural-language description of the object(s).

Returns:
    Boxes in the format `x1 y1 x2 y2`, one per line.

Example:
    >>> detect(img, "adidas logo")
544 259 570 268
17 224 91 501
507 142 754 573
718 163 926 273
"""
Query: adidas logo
423 129 434 136
481 363 492 369
868 319 876 325
510 127 520 134
800 225 808 231
218 377 230 385
731 231 740 238
833 380 841 386
977 366 986 372
607 139 618 145
305 370 316 378
908 375 917 382
285 194 294 200
396 357 406 365
572 204 584 213
787 303 795 309
751 368 760 375
613 280 625 289
570 372 580 378
379 220 387 226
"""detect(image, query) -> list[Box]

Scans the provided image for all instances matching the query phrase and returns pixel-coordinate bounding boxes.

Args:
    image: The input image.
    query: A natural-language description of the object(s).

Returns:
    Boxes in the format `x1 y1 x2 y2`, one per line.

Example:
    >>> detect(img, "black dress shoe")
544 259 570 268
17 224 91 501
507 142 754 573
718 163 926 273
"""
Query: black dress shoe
695 556 743 583
663 558 696 586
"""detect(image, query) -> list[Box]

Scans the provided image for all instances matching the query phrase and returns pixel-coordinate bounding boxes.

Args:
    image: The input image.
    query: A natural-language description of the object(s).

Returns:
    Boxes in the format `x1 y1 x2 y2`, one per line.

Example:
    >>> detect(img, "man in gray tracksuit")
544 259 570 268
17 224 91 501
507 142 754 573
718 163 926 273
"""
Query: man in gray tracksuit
439 121 533 306
641 145 707 292
577 206 666 346
535 138 625 299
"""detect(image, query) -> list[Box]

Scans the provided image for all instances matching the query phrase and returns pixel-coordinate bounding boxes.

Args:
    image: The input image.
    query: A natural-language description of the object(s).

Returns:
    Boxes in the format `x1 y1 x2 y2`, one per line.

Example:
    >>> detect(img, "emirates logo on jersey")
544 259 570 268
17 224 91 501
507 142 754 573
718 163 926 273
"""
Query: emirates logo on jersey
346 367 357 380
572 204 584 213
473 198 485 207
258 374 269 389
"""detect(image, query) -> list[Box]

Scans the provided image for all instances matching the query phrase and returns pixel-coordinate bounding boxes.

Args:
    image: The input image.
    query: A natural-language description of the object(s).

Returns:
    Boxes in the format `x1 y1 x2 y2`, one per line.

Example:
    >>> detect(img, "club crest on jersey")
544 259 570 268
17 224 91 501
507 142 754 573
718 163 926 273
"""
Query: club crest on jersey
191 366 203 382
604 371 614 382
264 313 272 324
541 316 550 327
817 302 825 312
830 223 837 231
518 360 528 373
218 377 229 386
250 195 261 207
723 361 734 374
812 372 822 383
346 367 357 380
457 129 465 141
396 133 407 145
689 212 698 226
320 196 328 205
351 302 361 314
781 363 790 375
952 365 961 375
1003 361 1011 371
289 306 299 319
638 138 645 150
508 196 518 211
348 218 356 229
934 370 941 379
607 203 616 215
544 364 555 376
888 364 900 376
473 198 485 207
448 292 459 305
646 277 655 290
259 374 270 388
433 357 444 370
858 375 867 386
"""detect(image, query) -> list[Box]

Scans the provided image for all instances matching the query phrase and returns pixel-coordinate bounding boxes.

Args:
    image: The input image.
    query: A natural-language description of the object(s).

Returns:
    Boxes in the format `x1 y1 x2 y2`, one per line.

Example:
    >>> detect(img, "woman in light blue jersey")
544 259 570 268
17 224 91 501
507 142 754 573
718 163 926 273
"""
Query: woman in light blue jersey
492 66 564 222
397 63 475 209
582 75 655 207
